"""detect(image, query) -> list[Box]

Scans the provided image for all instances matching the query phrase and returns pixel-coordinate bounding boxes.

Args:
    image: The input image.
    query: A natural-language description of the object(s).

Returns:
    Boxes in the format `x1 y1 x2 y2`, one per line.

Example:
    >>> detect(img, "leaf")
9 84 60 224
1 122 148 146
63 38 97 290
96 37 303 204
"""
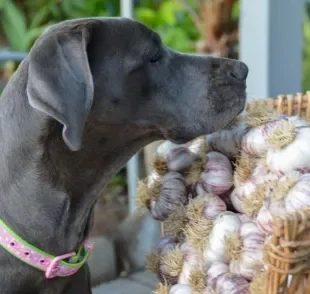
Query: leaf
1 0 27 50
232 1 240 21
0 0 6 9
29 6 50 29
135 7 157 28
160 26 191 52
158 1 178 26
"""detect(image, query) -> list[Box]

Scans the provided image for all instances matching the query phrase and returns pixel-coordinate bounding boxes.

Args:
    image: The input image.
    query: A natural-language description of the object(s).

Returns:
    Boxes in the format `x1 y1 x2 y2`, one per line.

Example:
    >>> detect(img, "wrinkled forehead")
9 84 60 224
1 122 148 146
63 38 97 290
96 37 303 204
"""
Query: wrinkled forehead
41 17 161 58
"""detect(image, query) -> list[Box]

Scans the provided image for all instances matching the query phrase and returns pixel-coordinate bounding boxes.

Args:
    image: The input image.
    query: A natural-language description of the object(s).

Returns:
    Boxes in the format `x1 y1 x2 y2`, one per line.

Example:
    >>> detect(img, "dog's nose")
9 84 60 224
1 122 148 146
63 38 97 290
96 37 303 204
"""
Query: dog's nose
229 62 248 82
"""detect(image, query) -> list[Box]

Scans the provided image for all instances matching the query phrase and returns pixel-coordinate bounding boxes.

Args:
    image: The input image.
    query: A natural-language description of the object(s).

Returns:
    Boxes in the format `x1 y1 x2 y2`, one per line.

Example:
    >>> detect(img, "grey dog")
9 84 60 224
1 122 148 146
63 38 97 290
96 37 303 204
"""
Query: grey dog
0 17 247 293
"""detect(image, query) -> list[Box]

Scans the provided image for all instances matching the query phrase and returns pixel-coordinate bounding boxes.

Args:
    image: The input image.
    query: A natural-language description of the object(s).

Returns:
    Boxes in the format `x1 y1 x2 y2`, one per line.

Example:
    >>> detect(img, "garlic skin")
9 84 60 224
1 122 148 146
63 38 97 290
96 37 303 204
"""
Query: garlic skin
167 146 197 172
285 173 310 213
236 214 252 223
169 284 192 294
230 182 256 213
256 199 286 235
156 141 196 172
216 273 250 294
178 243 200 285
201 152 233 195
229 222 266 280
251 163 279 185
241 119 280 156
207 262 229 290
157 141 183 157
157 236 179 252
196 193 227 220
204 212 241 267
151 172 187 220
266 127 310 174
207 126 247 159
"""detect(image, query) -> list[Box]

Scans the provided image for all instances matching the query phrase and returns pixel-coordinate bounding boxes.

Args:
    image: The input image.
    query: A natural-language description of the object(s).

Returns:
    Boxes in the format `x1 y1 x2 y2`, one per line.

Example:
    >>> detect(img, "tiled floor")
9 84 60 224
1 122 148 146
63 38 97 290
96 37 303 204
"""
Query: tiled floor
92 271 158 294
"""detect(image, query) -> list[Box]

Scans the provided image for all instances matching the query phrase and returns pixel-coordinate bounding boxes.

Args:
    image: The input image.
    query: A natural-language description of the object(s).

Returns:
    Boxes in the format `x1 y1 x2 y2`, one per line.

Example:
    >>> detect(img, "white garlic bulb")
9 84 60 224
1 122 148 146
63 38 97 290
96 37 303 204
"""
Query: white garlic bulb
229 222 266 280
266 126 310 174
201 152 233 195
170 284 192 294
204 212 241 267
285 173 310 212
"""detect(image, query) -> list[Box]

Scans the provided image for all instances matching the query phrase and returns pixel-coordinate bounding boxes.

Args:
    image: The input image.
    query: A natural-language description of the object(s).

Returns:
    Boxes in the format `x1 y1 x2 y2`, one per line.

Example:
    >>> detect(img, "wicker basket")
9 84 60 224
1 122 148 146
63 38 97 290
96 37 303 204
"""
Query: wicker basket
160 92 310 294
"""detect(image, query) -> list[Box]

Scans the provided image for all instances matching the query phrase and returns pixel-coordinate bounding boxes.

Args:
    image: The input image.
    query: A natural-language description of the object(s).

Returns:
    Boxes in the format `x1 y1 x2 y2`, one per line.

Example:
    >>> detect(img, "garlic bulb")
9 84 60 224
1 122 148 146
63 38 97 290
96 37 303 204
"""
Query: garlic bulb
256 199 286 235
230 182 256 213
236 214 252 223
157 141 182 155
159 245 184 285
157 236 179 252
201 152 233 195
151 172 187 220
227 222 265 280
285 173 310 212
203 212 241 267
216 273 250 294
169 284 192 294
207 126 247 159
207 262 229 289
178 243 201 285
156 141 197 173
266 124 310 174
136 172 162 210
167 147 197 172
187 193 227 221
251 163 279 185
241 117 283 156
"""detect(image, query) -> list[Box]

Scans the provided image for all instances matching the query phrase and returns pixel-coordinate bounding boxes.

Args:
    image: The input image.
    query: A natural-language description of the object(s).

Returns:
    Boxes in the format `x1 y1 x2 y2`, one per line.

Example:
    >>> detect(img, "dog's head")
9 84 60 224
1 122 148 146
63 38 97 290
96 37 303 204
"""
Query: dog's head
27 17 247 151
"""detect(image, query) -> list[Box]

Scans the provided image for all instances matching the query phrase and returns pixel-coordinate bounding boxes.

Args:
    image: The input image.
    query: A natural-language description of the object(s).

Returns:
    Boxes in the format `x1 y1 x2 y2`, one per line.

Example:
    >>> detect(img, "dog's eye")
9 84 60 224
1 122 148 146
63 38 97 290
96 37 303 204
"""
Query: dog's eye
149 51 161 63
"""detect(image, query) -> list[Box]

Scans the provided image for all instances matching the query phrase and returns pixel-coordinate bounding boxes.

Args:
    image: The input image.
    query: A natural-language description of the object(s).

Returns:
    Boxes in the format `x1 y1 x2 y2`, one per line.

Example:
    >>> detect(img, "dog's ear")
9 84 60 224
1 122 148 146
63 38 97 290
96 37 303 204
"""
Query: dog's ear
26 24 94 151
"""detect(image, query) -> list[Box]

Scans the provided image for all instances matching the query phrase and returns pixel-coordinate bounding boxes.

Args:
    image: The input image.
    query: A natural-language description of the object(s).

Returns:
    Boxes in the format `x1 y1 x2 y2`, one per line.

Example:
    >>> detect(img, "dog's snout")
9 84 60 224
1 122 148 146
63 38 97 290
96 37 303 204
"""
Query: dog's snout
229 62 248 82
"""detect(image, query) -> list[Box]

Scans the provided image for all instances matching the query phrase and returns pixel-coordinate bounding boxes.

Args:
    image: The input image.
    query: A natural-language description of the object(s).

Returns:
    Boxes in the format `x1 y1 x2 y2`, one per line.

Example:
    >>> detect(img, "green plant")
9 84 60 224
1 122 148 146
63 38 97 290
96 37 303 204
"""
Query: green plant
0 0 52 51
135 0 198 52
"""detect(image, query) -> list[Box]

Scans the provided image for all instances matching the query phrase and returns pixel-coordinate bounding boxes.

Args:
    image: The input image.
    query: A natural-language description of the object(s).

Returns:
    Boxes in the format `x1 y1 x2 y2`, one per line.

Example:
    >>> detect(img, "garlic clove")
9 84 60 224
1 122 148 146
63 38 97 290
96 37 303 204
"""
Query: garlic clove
207 262 229 289
195 193 227 220
207 126 247 160
205 212 241 265
157 236 179 252
203 247 226 269
236 214 252 223
240 221 265 239
266 127 310 174
151 172 187 220
242 119 284 157
285 173 310 212
156 141 198 172
230 189 246 213
169 284 192 294
230 181 257 213
157 141 184 157
167 147 197 172
242 126 269 156
251 163 280 185
201 152 233 195
216 273 250 294
178 242 201 285
256 199 286 235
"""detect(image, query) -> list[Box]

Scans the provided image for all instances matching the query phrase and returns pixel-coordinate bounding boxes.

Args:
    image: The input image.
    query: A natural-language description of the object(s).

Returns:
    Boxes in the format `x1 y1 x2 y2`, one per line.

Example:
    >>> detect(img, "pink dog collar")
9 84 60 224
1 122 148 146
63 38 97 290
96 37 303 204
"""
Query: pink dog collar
0 218 94 279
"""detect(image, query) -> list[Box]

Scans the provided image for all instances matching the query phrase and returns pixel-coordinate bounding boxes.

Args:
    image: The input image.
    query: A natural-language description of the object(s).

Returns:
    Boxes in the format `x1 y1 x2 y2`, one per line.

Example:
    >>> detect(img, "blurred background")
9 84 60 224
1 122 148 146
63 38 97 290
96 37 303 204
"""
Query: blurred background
0 0 307 293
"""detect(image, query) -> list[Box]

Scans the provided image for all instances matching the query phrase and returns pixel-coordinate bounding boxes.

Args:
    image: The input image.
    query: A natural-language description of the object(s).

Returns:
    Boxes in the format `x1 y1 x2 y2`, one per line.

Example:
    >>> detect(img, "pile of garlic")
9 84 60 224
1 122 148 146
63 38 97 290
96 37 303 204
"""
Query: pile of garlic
136 105 310 294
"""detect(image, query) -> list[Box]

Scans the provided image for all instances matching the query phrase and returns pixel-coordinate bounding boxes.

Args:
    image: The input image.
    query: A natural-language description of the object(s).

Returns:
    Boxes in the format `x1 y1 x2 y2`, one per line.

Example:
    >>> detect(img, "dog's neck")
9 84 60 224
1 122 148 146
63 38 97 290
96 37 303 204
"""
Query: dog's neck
0 62 160 256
